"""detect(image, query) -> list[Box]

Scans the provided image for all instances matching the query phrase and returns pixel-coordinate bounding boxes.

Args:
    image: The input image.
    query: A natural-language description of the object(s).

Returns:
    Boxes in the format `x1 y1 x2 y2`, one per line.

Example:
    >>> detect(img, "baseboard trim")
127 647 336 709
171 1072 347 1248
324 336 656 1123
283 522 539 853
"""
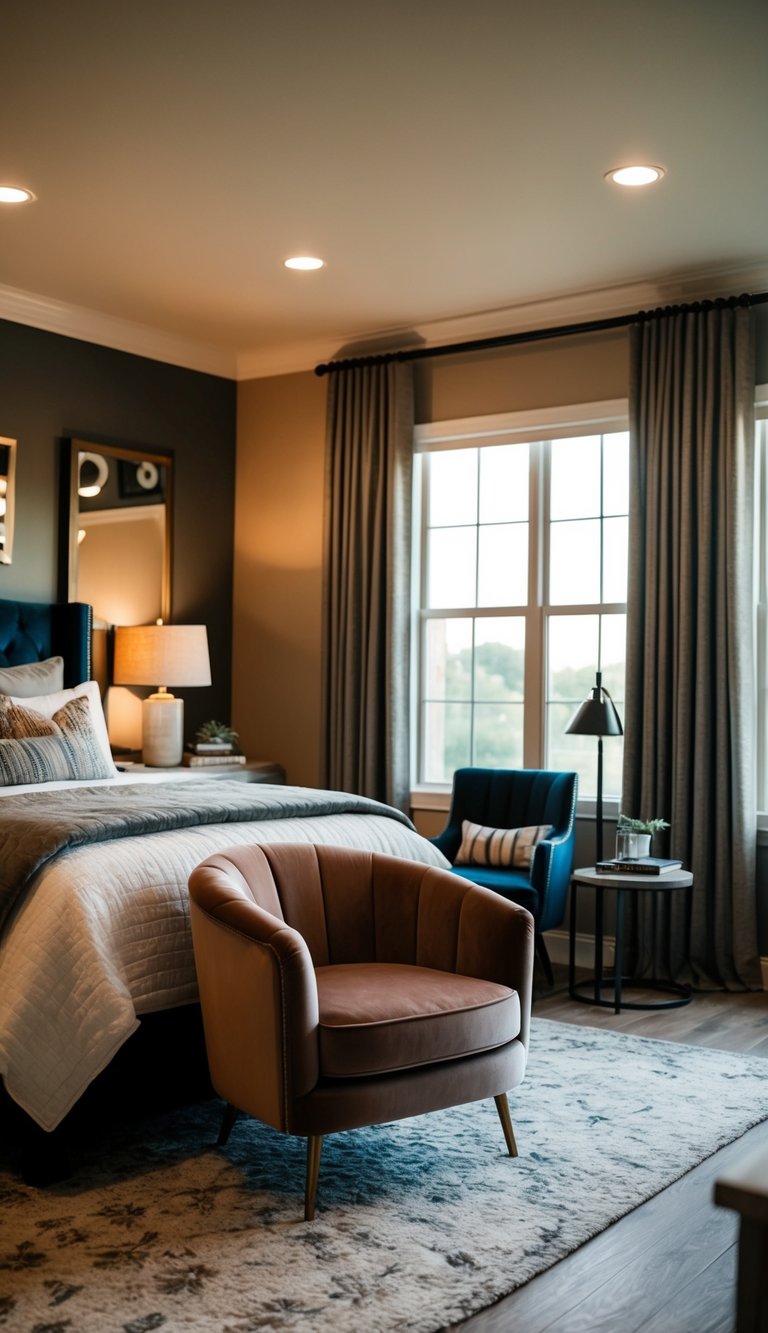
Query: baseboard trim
545 930 768 991
546 929 615 970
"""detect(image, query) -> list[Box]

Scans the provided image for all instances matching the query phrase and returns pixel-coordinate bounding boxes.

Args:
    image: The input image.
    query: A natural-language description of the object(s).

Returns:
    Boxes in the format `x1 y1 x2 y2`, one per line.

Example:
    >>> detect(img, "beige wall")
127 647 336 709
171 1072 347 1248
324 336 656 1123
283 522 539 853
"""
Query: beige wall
233 370 327 787
417 329 628 422
233 332 629 788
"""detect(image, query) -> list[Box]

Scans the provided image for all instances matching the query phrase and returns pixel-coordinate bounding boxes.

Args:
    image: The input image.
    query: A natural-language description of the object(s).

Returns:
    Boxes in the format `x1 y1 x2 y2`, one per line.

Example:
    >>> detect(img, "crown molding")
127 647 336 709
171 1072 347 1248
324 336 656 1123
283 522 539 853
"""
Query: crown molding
235 336 350 382
403 261 768 350
236 260 768 380
2 261 768 384
0 282 237 379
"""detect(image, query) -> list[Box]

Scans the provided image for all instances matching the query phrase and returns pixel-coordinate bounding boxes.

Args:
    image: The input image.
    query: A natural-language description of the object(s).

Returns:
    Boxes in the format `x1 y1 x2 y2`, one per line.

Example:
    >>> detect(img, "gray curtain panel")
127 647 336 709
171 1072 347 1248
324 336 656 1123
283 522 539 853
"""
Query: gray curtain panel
623 302 761 990
321 361 414 811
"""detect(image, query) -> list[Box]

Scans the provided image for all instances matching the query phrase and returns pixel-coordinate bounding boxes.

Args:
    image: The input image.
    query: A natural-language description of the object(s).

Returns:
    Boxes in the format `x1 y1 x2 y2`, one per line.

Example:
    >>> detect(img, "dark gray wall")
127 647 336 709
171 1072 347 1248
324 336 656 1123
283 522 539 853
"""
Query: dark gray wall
0 318 237 738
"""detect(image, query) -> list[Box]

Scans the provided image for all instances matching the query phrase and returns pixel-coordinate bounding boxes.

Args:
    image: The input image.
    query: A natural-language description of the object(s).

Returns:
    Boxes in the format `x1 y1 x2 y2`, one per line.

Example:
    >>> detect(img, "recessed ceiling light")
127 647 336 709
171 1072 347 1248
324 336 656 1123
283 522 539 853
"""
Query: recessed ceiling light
284 256 325 271
606 165 665 187
0 185 36 204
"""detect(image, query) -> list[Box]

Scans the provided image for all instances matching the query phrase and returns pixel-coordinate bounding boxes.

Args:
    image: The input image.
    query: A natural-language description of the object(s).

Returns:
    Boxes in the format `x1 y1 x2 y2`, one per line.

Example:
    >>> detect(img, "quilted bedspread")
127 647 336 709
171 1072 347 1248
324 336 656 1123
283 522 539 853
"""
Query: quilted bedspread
0 778 413 934
0 780 448 1130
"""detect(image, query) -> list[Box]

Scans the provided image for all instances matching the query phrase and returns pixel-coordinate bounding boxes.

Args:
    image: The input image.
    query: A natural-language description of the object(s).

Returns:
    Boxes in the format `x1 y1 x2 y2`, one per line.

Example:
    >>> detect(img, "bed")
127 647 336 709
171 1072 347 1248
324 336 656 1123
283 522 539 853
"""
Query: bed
0 597 449 1149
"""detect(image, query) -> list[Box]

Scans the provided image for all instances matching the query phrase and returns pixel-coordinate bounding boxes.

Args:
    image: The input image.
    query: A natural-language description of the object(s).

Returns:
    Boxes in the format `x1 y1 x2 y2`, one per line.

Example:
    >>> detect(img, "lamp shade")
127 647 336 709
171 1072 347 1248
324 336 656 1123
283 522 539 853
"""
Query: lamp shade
565 672 623 738
113 624 211 689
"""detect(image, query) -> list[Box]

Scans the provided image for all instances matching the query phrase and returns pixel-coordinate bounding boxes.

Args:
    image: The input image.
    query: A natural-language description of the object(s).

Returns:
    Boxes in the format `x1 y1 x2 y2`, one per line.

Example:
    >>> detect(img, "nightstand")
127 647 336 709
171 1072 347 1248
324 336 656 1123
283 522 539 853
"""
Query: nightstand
114 758 286 784
569 865 693 1013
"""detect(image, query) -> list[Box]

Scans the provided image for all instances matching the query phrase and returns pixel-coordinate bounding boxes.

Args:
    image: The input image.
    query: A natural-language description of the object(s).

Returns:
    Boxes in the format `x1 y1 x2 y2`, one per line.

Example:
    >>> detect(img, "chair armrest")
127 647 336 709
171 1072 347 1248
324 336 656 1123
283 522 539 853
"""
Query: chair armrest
416 866 534 1050
429 827 461 863
455 886 534 1051
530 834 575 933
188 875 320 1129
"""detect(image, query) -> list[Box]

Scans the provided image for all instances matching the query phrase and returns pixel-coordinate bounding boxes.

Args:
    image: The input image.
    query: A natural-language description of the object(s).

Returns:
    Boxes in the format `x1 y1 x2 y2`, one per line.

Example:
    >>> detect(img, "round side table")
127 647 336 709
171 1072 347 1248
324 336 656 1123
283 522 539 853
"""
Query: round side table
569 865 693 1014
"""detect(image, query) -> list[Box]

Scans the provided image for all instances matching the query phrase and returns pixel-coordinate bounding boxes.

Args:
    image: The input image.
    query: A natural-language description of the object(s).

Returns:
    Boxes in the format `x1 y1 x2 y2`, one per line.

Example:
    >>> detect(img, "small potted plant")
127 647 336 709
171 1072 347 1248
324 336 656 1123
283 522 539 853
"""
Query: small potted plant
616 813 669 859
193 721 240 755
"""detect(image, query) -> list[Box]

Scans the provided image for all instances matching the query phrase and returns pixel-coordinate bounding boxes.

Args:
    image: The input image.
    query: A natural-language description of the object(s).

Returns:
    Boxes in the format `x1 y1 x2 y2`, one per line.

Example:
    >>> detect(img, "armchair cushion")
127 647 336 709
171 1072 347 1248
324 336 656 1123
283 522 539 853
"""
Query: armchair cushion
316 962 519 1078
455 819 552 870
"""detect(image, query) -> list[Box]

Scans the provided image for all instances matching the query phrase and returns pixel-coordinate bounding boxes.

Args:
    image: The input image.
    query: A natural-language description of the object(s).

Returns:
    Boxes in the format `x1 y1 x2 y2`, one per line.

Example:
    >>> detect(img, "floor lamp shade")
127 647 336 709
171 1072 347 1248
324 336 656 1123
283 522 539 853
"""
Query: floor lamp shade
565 671 623 863
113 624 211 766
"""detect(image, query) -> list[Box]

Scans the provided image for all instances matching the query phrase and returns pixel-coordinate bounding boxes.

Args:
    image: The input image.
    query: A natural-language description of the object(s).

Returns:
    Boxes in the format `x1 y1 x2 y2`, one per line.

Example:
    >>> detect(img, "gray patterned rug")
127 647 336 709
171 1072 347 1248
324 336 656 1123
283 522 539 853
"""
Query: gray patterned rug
3 1018 768 1333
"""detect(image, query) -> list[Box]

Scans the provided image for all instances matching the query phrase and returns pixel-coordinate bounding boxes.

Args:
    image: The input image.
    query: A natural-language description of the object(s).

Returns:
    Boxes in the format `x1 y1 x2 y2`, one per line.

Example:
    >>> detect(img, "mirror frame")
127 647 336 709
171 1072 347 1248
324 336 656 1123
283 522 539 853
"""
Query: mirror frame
0 436 17 566
59 437 173 621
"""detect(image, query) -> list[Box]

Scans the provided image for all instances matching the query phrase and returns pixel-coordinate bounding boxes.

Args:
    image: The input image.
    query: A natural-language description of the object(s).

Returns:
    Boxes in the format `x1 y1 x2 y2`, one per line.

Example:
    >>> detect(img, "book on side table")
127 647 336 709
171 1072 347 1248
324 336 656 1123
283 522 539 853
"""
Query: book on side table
182 751 247 767
595 856 683 876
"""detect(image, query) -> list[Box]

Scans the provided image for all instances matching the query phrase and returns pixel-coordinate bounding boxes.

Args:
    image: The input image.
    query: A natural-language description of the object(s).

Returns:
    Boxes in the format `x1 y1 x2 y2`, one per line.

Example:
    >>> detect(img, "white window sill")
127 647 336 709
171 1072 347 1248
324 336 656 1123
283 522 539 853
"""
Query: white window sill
409 786 621 821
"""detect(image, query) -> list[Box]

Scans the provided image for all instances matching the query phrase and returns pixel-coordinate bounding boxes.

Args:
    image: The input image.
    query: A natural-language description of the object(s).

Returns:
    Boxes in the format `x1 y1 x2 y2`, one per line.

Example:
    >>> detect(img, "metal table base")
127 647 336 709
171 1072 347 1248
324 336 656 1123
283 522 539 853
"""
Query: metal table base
568 867 693 1014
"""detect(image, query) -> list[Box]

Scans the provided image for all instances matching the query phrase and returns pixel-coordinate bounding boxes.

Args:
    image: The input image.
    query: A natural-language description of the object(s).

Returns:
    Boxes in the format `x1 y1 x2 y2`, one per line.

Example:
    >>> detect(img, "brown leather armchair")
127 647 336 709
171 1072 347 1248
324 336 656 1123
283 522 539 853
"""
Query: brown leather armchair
188 842 534 1220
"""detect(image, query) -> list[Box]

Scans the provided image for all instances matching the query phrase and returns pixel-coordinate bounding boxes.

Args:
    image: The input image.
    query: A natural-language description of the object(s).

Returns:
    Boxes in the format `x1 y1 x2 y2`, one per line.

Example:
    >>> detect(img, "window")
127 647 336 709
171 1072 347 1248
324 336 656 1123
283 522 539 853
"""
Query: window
413 402 629 801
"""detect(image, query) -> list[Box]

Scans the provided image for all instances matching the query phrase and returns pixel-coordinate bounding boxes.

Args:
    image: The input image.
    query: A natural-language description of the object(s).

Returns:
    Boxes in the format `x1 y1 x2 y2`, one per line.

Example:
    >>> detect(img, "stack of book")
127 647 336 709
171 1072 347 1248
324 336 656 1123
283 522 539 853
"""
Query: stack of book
595 856 683 876
182 742 246 768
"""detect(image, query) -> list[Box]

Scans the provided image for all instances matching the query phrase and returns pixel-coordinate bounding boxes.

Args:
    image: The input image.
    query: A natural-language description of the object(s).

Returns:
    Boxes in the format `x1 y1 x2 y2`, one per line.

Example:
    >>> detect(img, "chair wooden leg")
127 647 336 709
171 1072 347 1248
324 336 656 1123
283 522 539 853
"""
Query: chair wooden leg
305 1134 323 1221
217 1102 239 1146
535 932 554 987
494 1093 518 1157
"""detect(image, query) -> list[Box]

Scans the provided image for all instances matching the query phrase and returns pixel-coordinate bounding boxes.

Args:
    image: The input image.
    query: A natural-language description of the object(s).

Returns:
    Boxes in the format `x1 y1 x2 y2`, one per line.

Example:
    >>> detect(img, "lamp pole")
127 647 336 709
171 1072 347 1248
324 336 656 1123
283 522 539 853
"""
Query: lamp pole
565 667 622 867
596 734 603 864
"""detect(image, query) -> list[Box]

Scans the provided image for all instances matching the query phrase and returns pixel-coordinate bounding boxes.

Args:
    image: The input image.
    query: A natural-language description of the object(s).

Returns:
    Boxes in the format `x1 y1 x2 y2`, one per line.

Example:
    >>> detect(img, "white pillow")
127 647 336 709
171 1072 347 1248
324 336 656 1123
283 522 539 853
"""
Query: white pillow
10 680 117 776
0 656 64 697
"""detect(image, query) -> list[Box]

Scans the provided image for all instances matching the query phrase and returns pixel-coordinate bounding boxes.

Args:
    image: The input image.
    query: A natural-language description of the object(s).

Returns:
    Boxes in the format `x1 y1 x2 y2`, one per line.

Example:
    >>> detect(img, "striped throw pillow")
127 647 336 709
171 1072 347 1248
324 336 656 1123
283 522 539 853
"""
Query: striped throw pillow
455 819 552 870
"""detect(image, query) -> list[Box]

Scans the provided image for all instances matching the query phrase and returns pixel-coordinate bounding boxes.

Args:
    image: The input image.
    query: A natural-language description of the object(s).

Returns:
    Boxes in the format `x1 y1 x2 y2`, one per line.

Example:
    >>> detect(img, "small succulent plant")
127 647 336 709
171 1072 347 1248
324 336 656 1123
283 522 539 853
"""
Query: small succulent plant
195 720 239 746
617 814 670 835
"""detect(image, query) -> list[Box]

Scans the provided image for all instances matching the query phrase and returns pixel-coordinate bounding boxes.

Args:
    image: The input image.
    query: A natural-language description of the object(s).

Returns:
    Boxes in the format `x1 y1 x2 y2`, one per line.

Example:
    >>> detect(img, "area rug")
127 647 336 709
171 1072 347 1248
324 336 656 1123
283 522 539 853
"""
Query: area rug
2 1019 768 1333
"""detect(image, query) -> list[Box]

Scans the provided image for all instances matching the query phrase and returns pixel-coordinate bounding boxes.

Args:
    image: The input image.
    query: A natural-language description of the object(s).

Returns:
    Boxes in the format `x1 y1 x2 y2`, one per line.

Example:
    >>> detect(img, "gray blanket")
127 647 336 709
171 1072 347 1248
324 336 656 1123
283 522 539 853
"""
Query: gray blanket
0 779 414 934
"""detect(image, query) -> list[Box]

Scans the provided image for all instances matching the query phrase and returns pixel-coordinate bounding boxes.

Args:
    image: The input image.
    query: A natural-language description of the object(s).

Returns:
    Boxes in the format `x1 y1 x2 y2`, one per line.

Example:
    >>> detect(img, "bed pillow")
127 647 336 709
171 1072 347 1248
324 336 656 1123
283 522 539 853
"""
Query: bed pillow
8 680 117 777
0 695 58 740
0 656 65 697
0 729 116 786
455 819 553 870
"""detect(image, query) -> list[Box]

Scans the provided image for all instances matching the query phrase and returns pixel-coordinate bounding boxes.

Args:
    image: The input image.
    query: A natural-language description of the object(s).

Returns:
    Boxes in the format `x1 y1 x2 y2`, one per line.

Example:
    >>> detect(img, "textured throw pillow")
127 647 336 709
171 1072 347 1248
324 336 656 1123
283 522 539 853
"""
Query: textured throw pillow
455 819 553 870
0 731 116 786
0 695 58 740
0 691 116 785
0 656 64 697
9 680 116 776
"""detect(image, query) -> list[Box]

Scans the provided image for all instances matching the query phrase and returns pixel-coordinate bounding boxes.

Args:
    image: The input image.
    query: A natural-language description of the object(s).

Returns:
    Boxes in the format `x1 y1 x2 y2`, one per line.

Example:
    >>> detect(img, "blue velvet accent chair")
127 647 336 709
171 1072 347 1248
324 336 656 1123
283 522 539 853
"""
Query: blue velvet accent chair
430 768 579 984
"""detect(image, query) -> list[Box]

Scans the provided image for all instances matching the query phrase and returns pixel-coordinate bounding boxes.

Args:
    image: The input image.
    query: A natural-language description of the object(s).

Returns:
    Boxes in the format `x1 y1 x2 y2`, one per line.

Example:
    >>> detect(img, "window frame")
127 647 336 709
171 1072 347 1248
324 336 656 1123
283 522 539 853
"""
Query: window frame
411 399 629 808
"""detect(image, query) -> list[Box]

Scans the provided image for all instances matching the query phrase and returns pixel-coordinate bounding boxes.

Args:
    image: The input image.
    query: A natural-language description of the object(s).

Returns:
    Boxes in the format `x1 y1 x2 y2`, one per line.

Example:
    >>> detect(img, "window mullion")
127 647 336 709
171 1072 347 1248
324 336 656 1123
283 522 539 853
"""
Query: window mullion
523 439 544 767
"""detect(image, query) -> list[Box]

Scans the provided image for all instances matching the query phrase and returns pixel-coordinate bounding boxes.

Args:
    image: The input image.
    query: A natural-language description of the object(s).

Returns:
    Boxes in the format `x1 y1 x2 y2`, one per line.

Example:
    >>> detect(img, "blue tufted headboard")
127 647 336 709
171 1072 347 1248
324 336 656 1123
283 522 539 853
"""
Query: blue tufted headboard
0 598 92 687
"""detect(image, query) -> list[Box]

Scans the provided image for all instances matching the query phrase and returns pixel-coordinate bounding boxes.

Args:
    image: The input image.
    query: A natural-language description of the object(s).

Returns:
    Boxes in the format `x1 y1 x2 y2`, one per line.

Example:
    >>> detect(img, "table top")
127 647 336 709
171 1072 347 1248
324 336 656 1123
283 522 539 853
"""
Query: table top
113 758 286 783
573 865 693 890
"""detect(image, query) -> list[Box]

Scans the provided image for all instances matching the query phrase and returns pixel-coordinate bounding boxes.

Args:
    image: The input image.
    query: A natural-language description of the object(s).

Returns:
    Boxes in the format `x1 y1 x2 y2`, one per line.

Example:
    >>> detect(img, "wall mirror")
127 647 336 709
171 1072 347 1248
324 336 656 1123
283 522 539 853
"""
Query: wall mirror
60 437 173 623
60 438 173 623
59 439 173 746
0 436 17 565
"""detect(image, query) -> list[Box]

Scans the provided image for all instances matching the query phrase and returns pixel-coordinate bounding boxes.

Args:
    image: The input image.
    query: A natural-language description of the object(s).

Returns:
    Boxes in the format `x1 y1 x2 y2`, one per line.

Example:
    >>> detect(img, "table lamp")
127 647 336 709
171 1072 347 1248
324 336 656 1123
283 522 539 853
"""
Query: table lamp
113 623 211 766
565 670 623 862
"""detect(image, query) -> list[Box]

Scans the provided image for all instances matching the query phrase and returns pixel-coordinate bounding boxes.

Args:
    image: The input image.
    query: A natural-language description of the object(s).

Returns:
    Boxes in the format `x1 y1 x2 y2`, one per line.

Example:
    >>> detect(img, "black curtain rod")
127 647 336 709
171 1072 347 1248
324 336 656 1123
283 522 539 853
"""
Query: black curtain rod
314 290 768 376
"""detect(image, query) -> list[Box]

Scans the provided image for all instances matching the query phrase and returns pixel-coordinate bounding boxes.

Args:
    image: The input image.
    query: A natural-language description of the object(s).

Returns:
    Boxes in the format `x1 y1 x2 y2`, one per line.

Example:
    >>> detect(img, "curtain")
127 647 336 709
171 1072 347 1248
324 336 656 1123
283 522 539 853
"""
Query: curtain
321 361 414 811
623 301 761 989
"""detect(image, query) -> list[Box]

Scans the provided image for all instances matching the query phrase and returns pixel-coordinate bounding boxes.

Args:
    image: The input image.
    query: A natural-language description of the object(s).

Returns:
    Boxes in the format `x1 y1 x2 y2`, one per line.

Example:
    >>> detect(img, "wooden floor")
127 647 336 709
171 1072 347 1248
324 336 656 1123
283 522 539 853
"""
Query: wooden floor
450 966 768 1333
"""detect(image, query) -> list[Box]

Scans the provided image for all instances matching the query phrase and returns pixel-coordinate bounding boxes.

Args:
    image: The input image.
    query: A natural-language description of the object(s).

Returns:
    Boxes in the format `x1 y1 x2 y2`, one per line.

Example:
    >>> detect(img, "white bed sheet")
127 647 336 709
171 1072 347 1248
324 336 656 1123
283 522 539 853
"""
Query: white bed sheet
0 776 449 1131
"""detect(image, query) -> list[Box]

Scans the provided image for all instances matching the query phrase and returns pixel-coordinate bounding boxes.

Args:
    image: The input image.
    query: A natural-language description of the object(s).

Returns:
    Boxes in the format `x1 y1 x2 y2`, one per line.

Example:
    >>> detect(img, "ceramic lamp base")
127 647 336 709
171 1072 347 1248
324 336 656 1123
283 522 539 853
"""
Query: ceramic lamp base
142 694 184 766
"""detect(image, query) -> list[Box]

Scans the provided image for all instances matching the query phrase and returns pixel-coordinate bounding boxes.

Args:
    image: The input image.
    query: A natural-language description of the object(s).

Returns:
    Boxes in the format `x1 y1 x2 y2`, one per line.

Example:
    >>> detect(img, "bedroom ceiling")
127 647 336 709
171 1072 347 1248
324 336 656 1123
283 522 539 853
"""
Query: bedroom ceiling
1 0 767 378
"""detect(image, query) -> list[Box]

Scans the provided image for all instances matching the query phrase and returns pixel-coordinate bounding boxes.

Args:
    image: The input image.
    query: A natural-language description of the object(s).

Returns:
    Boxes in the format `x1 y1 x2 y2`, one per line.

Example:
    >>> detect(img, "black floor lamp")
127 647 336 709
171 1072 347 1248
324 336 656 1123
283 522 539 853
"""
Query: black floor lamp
565 671 623 863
